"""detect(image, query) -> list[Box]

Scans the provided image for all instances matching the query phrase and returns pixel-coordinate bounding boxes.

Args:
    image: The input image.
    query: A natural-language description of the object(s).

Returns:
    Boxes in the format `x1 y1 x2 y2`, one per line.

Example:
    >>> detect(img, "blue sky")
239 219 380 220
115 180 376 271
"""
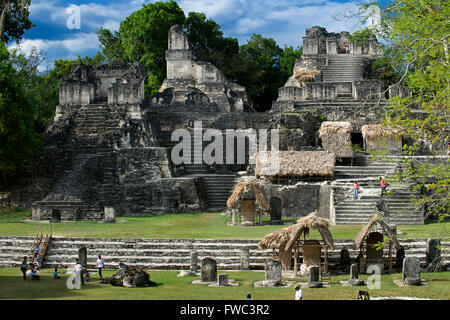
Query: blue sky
9 0 371 70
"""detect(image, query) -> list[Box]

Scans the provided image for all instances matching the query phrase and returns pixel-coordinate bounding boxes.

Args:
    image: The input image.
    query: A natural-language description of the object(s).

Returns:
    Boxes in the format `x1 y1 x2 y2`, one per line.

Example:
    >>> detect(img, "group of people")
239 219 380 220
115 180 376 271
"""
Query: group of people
20 256 41 280
352 177 388 200
20 254 105 283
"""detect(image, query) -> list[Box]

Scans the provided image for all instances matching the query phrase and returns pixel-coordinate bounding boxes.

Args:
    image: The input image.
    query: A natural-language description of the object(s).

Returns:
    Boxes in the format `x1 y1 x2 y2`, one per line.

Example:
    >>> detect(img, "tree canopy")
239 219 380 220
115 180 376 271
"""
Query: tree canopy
0 42 40 174
0 0 33 43
356 0 449 221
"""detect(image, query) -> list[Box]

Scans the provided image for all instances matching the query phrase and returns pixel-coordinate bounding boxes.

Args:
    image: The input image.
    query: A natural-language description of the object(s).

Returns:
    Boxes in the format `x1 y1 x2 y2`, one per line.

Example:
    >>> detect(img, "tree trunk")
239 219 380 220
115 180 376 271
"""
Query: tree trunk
0 1 11 43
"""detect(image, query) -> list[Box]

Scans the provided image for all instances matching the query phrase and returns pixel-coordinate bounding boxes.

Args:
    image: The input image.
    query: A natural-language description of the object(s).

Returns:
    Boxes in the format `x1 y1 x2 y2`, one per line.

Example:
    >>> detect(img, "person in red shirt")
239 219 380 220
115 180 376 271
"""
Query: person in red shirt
353 180 360 200
380 177 387 195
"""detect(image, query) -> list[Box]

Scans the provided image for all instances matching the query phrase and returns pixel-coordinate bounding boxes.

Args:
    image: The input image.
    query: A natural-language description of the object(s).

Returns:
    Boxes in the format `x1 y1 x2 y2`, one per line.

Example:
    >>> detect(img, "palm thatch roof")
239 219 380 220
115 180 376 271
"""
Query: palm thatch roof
226 180 270 211
293 67 321 86
318 121 354 158
361 124 402 140
353 213 401 250
258 211 334 251
255 151 335 178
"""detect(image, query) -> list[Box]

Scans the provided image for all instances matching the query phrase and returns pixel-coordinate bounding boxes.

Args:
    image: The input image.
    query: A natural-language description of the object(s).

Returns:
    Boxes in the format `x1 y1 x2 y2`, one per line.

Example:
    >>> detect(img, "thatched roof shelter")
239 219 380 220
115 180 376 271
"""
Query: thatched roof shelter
227 180 269 212
293 67 321 86
353 213 401 250
258 211 334 251
361 124 402 140
318 121 354 158
255 151 335 178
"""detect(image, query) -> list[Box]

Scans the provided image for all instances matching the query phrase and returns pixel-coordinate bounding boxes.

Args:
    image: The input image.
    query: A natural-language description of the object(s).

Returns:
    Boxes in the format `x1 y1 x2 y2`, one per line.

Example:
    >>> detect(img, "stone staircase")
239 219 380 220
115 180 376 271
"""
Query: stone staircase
161 130 238 209
334 189 424 225
0 236 432 271
334 161 398 179
202 175 236 209
441 239 450 269
321 56 367 82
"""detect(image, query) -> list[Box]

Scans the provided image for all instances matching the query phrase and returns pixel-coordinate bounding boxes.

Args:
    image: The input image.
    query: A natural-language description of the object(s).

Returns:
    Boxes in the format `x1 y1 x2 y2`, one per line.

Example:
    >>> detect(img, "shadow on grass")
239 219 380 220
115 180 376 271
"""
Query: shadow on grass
0 275 100 299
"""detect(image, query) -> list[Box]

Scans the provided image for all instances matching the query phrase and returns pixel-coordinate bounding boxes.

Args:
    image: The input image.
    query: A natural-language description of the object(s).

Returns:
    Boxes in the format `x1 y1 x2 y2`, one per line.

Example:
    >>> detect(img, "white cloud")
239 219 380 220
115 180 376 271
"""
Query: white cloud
9 33 100 71
21 0 367 71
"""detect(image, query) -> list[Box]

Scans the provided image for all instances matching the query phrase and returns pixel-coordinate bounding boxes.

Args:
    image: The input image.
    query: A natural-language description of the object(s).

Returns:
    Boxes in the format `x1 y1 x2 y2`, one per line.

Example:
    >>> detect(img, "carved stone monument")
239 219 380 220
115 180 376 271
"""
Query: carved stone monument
348 263 364 286
265 259 282 285
201 257 217 282
190 251 199 273
78 247 87 269
218 274 229 286
402 257 421 286
240 248 250 270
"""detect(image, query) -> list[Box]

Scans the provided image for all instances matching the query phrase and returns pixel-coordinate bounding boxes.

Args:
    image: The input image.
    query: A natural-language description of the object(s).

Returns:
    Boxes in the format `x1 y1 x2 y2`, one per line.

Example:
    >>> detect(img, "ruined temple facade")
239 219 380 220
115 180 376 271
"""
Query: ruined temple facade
0 26 433 225
273 26 410 114
155 25 250 113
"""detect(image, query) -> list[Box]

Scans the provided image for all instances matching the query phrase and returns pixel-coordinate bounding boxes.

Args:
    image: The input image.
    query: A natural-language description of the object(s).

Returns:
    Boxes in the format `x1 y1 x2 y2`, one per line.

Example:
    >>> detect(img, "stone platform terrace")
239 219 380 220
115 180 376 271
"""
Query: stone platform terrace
1 236 447 271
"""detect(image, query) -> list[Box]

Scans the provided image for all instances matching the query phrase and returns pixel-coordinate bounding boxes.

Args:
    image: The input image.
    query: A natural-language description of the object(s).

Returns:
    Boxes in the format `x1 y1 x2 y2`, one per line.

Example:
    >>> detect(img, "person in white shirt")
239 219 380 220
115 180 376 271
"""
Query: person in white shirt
96 255 104 280
73 259 84 286
295 286 303 300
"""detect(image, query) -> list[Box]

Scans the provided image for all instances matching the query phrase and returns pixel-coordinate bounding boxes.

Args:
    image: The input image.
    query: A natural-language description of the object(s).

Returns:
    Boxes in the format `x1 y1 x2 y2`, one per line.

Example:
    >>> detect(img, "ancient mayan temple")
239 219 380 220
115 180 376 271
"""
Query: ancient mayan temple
0 25 434 226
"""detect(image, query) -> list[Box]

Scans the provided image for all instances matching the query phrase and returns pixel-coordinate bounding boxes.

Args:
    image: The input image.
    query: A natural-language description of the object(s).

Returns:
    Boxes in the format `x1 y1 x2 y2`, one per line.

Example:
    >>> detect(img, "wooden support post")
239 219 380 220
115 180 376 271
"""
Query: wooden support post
324 246 328 274
388 242 393 274
294 245 299 274
360 244 366 274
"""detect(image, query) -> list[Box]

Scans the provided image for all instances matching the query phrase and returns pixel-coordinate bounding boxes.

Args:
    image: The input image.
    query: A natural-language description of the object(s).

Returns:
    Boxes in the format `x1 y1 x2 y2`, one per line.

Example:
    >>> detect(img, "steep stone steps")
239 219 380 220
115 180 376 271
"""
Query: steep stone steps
201 175 236 208
441 240 450 269
321 56 367 82
335 162 398 179
0 236 430 270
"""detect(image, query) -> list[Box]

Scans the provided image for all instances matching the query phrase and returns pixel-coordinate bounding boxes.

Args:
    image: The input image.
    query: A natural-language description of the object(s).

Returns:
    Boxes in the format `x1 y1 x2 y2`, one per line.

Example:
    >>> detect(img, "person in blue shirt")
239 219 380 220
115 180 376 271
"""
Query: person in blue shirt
20 257 28 280
54 267 61 279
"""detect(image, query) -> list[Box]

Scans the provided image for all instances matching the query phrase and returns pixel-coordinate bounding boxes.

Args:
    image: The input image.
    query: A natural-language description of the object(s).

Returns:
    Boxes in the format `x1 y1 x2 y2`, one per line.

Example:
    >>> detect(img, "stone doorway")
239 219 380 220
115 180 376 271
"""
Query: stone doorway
351 131 364 151
51 209 61 222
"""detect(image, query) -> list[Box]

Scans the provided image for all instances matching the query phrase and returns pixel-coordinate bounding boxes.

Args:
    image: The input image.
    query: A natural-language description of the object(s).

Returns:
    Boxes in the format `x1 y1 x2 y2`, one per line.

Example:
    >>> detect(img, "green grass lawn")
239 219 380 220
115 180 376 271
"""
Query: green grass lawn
0 267 448 300
0 208 448 239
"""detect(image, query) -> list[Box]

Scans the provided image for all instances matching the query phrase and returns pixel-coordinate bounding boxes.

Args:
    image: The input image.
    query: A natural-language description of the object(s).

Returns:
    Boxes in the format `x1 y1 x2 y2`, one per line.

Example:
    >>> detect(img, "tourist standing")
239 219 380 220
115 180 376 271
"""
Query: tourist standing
54 267 61 279
380 177 387 195
74 259 84 285
34 245 39 258
96 255 104 280
294 286 303 300
353 180 360 200
20 256 28 280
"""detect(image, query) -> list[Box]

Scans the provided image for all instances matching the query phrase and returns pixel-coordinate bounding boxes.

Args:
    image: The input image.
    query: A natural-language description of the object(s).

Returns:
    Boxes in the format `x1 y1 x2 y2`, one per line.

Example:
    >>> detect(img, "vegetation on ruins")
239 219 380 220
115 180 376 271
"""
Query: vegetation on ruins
96 1 302 110
353 0 449 222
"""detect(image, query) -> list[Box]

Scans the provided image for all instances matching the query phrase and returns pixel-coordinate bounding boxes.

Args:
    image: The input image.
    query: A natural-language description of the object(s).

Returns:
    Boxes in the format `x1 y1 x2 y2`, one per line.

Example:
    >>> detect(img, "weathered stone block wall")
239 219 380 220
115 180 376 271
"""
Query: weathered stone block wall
108 80 144 105
59 82 95 106
117 177 206 216
262 182 328 217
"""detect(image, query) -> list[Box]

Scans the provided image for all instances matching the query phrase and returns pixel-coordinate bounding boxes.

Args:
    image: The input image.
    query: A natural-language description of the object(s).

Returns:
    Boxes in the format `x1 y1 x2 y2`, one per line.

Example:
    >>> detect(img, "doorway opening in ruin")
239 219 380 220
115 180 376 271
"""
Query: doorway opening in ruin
351 131 364 152
51 209 61 222
269 197 282 224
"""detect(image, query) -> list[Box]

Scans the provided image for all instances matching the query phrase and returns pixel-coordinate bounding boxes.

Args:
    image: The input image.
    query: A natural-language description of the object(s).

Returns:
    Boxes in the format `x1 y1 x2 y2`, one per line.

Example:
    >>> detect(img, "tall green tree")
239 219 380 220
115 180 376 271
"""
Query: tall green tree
0 42 40 174
96 28 126 63
0 0 33 43
119 0 185 96
238 34 285 111
357 0 449 220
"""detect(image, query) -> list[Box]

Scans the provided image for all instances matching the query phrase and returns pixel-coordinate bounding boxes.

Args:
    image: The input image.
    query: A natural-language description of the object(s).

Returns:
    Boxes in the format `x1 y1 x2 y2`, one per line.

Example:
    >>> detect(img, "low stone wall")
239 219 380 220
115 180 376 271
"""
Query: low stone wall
1 236 447 272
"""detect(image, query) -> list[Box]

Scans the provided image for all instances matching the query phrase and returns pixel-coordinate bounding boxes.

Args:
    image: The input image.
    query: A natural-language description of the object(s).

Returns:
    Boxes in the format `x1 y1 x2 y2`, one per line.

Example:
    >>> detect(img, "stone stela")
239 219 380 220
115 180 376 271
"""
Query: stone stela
201 257 217 283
